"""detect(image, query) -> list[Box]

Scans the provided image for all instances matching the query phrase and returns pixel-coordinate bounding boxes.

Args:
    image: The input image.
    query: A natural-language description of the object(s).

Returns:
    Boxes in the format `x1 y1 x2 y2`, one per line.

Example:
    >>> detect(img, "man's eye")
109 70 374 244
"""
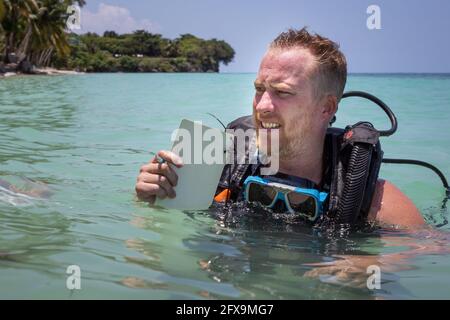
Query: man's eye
276 90 291 96
255 87 265 94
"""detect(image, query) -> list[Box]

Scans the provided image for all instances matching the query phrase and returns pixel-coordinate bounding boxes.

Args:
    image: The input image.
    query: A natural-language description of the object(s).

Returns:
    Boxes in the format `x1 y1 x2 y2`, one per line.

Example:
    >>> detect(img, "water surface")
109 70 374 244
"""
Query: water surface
1 73 449 299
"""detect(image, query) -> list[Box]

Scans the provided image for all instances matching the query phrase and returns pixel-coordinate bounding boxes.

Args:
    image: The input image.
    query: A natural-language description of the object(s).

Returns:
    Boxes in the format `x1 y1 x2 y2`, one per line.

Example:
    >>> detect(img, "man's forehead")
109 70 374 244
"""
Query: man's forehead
256 48 317 84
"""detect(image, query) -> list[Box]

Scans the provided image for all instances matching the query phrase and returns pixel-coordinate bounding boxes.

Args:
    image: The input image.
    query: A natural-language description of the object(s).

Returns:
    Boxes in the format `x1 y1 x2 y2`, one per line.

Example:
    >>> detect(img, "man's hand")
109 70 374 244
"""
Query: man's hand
135 150 183 204
303 230 450 288
303 255 385 288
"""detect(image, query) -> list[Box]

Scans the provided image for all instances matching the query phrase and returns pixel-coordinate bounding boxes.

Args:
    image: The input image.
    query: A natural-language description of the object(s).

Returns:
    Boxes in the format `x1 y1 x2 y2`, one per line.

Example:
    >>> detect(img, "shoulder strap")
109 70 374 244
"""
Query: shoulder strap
217 115 259 200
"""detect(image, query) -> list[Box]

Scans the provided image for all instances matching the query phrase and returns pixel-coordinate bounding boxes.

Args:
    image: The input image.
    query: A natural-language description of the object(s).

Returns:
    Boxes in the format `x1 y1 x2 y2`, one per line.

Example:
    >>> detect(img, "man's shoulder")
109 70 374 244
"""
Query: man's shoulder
368 179 425 228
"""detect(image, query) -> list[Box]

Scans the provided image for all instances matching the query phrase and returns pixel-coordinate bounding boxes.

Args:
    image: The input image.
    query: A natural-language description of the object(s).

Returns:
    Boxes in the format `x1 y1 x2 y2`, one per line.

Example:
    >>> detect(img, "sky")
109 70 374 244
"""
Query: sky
75 0 450 73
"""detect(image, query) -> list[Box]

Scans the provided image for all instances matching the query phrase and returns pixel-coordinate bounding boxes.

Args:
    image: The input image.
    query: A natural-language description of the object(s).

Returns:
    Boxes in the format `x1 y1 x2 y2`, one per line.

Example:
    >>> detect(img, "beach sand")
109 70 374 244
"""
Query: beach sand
1 67 84 78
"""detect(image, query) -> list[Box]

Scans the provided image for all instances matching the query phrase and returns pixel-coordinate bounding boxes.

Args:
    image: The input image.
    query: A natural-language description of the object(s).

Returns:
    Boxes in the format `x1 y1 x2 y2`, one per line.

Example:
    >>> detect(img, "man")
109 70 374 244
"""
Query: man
135 28 425 229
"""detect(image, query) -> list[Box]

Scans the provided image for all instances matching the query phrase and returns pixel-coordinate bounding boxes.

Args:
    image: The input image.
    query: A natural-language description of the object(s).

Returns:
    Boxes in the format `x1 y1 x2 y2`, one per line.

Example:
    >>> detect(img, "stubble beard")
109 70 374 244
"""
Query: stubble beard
279 117 313 161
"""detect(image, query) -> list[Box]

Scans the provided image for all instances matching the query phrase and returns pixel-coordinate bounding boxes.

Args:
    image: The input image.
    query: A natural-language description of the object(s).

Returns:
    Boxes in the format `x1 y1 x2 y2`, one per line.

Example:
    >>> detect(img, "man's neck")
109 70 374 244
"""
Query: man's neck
278 140 324 186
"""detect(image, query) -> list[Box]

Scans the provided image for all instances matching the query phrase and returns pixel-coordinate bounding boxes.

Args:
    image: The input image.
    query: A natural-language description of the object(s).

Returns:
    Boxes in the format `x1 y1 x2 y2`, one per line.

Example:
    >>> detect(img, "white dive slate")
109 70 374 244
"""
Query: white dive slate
155 119 234 210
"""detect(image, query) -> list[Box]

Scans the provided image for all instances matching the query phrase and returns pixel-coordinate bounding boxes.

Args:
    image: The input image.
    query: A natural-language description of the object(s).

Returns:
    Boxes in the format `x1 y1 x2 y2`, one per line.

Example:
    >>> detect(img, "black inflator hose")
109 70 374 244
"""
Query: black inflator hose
342 91 398 137
383 158 450 208
335 144 373 225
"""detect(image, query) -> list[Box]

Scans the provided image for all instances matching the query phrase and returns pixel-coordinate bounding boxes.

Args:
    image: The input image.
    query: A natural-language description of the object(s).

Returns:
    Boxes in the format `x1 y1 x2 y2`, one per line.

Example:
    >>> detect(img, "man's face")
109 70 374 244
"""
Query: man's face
253 48 331 160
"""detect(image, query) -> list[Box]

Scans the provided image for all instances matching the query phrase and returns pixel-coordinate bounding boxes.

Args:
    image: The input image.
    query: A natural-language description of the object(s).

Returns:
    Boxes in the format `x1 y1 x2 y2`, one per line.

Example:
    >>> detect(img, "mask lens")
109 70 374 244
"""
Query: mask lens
247 182 277 206
287 192 317 218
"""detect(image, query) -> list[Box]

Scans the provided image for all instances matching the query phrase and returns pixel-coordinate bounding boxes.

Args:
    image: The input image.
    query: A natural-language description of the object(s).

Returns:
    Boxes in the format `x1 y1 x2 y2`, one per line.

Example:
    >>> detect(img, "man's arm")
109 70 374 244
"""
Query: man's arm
368 179 425 228
303 181 447 288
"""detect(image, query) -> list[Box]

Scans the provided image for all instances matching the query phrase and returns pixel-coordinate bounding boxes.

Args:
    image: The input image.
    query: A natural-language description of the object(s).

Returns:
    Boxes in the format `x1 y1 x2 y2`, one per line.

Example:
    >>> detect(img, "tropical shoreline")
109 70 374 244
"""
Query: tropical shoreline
0 65 84 78
1 31 235 77
1 1 235 78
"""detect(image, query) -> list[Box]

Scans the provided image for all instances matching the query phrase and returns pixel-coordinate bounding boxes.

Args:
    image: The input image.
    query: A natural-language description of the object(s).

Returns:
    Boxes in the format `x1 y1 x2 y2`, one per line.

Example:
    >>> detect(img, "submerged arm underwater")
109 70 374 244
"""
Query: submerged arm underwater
303 175 450 288
303 226 450 288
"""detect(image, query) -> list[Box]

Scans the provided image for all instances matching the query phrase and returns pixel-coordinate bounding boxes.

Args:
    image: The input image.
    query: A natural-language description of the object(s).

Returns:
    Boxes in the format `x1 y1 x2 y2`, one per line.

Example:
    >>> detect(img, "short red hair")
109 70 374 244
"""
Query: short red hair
270 27 347 101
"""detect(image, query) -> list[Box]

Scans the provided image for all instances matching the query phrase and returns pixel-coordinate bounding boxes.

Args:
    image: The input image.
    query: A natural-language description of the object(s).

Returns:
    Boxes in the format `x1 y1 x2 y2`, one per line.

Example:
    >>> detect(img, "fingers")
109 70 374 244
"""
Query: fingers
157 150 183 168
137 172 176 199
304 266 369 288
135 150 183 203
139 162 178 187
136 191 156 204
135 180 167 203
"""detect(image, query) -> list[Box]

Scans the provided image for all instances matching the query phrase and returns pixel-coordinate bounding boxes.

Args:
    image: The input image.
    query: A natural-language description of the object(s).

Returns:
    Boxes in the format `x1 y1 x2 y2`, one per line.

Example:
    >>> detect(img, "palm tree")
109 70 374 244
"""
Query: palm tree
0 0 5 55
0 0 6 21
24 0 70 66
1 0 39 63
1 0 85 67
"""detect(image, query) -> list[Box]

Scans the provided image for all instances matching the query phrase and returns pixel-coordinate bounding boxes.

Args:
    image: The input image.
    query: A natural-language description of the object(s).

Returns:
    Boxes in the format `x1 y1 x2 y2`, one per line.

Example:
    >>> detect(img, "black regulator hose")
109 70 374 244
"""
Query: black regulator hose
382 158 450 208
382 158 449 190
342 91 398 137
335 143 373 225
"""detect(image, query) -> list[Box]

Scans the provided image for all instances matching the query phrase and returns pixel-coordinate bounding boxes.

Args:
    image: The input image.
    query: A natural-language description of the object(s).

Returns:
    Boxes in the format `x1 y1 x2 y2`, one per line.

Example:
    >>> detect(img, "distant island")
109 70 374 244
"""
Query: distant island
0 0 234 76
60 31 235 73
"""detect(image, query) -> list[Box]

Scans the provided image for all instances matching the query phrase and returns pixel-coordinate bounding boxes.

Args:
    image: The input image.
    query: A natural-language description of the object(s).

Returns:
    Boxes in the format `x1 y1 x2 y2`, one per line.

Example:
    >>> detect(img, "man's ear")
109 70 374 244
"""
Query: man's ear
322 94 338 122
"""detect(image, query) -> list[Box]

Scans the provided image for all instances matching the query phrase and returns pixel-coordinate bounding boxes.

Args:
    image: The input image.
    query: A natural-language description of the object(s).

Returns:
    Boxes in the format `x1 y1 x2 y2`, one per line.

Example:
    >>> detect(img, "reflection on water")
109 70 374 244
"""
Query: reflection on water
126 205 384 299
0 185 41 207
125 200 450 299
0 176 51 206
0 204 74 283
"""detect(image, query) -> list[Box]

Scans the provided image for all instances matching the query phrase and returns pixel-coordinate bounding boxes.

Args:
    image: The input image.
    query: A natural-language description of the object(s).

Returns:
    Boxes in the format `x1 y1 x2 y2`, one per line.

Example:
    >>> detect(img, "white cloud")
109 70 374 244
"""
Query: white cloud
78 3 159 35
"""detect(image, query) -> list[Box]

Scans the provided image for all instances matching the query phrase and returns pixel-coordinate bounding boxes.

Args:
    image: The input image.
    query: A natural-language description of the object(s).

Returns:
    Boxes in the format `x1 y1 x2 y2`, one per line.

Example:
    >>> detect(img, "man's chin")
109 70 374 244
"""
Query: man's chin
279 138 306 161
279 148 296 161
257 144 292 160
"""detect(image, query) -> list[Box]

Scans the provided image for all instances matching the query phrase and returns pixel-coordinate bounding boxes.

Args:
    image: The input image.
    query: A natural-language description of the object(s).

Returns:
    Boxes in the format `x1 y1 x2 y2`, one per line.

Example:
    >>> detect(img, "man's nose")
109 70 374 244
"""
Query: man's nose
255 92 275 114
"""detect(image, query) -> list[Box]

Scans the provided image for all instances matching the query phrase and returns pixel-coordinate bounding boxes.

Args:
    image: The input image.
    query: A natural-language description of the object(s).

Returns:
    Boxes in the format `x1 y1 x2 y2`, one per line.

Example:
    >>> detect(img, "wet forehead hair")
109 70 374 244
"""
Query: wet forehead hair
270 27 347 101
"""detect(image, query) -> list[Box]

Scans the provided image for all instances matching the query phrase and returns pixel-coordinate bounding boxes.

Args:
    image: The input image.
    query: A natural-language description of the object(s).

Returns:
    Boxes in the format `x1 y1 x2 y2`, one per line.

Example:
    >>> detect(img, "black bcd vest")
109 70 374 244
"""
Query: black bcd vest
217 115 383 228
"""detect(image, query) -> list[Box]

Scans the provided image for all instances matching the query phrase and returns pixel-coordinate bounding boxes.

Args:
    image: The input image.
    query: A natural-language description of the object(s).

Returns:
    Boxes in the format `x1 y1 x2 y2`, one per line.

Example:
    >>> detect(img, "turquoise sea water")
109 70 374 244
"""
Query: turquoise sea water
0 73 450 299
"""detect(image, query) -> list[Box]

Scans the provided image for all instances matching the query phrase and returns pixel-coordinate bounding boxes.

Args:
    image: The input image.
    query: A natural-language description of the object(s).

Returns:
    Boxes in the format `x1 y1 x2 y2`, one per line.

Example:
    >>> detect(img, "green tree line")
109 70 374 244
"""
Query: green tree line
58 31 235 72
0 1 235 73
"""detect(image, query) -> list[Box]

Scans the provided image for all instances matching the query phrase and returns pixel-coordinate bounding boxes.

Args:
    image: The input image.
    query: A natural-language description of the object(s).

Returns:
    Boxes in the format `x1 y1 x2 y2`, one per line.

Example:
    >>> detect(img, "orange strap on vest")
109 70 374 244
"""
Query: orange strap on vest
214 188 231 202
